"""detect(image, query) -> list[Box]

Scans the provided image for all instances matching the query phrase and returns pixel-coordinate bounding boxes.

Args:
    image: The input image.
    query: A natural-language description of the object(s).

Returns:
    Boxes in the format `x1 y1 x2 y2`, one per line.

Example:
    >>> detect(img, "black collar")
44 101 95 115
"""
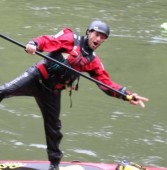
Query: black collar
80 36 93 57
80 36 95 62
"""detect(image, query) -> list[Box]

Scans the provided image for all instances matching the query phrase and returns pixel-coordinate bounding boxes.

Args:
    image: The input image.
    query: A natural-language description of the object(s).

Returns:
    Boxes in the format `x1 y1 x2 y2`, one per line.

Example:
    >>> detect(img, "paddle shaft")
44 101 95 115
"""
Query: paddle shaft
0 34 131 101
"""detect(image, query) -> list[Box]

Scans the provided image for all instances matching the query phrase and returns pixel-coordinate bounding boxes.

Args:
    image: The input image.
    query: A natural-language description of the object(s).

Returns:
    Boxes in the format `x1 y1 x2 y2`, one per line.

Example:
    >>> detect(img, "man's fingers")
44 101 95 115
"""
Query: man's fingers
139 100 145 108
25 44 36 55
137 96 149 102
130 100 145 108
129 93 149 108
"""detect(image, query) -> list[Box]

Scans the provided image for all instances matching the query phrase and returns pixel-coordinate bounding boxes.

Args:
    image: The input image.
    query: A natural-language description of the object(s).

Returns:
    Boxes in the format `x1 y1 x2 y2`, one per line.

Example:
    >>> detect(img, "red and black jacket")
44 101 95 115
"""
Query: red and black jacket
34 28 130 99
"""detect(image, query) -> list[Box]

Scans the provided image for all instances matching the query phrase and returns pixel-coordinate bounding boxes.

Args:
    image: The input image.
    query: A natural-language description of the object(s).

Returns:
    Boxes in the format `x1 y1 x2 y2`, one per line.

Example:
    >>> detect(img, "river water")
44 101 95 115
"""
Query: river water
0 0 167 168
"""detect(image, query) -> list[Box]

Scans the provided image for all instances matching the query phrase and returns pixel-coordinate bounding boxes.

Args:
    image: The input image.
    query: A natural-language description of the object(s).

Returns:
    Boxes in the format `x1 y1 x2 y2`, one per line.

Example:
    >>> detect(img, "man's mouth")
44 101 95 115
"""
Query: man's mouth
93 42 98 46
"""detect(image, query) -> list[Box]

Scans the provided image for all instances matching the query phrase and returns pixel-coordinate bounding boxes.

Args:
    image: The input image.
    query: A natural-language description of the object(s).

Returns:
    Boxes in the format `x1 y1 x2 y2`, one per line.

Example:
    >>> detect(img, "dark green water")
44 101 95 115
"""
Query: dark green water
0 0 167 167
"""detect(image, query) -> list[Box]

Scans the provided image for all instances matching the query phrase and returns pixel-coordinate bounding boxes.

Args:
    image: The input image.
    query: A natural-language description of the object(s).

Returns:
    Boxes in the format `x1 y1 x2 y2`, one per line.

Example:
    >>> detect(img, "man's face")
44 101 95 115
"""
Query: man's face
87 31 106 50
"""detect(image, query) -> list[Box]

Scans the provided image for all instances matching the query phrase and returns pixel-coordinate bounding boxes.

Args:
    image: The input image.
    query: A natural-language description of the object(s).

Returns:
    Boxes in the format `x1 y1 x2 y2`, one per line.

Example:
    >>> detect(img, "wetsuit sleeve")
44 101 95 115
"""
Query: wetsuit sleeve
32 28 74 53
87 56 131 100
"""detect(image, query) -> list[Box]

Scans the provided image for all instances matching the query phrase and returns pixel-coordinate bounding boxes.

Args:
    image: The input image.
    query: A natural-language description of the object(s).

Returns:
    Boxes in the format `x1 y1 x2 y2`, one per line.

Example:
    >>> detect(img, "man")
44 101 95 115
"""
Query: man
0 20 148 170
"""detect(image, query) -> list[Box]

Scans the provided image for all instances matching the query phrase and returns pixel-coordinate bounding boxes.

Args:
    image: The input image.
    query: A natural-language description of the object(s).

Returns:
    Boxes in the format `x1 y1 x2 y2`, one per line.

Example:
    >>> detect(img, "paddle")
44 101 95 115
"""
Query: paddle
0 33 134 101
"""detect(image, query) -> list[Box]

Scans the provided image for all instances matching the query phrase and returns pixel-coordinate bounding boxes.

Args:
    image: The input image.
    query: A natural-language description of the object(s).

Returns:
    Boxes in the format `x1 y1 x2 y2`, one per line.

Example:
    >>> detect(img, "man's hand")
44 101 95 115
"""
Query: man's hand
25 41 37 55
128 93 149 108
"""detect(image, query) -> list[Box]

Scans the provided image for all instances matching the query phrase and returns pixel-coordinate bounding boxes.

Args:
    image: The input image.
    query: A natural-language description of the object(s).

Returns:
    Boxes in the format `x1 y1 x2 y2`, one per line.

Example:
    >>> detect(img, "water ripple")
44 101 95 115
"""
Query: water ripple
0 104 41 118
72 148 97 157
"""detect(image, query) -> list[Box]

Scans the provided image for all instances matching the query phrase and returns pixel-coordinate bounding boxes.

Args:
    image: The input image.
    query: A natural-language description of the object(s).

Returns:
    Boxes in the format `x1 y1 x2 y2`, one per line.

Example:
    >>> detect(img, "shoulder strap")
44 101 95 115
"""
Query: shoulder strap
74 33 81 46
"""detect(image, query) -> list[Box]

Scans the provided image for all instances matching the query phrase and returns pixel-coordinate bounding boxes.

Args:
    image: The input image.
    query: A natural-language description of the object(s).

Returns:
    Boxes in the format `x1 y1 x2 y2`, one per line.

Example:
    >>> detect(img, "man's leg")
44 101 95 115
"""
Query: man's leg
35 89 63 166
0 66 40 101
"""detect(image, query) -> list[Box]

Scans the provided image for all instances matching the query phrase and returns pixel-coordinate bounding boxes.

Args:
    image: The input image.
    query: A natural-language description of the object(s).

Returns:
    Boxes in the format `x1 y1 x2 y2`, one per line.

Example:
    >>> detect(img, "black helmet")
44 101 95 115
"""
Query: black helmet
87 20 110 38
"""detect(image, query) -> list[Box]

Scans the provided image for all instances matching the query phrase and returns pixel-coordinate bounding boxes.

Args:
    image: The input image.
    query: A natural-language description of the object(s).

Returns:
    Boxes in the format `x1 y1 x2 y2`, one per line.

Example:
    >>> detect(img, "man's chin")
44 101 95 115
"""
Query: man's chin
90 45 97 50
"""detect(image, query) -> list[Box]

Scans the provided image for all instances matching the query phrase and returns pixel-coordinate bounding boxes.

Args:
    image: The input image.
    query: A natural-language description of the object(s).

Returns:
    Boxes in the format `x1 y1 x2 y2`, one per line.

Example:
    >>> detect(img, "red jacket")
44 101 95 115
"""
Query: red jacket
34 28 129 99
